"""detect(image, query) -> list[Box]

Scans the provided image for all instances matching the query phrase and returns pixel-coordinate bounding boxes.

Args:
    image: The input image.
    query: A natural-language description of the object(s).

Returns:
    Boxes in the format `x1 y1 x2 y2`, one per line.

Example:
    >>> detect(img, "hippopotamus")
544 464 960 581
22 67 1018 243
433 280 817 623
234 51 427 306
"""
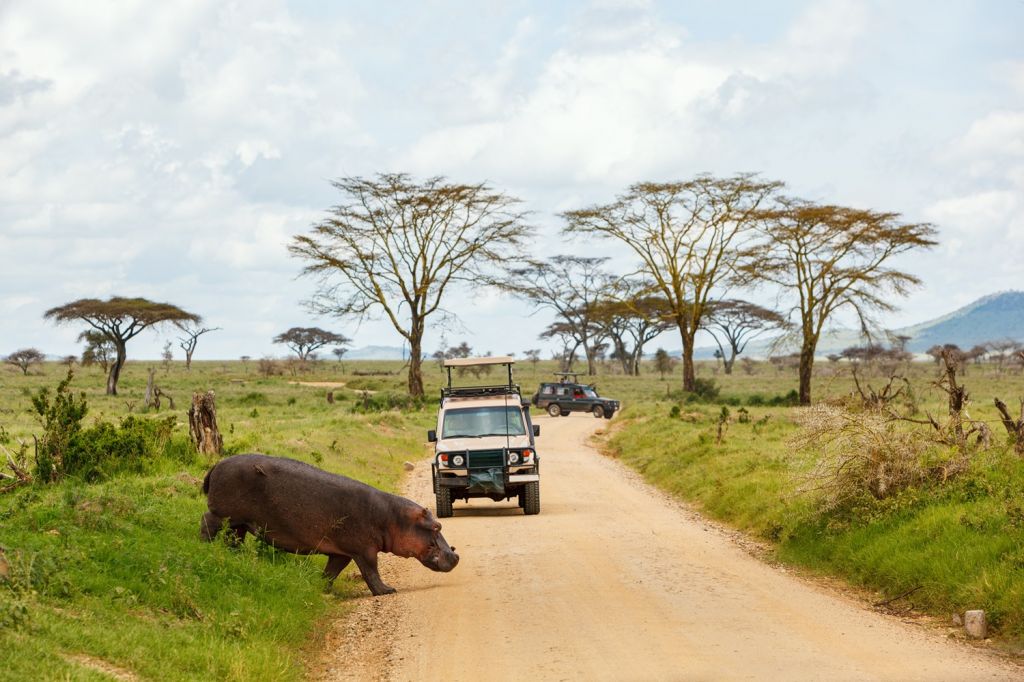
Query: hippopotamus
200 453 459 595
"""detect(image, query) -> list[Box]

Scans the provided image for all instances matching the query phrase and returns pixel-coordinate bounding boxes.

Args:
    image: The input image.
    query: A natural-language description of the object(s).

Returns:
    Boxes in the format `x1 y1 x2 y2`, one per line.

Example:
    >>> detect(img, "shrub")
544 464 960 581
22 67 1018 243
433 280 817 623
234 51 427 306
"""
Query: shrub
792 405 966 511
237 392 269 406
349 392 424 413
30 369 88 482
65 416 182 481
690 378 720 401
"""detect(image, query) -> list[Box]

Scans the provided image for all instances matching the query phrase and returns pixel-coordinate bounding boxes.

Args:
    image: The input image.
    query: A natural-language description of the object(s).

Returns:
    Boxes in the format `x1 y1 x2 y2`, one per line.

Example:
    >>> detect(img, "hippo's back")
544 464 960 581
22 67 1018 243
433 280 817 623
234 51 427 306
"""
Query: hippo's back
206 454 357 519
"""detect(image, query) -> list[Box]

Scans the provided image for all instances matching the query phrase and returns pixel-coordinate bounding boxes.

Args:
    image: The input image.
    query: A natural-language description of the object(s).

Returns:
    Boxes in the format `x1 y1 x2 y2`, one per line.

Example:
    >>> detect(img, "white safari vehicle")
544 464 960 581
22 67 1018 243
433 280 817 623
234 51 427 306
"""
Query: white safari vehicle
429 356 541 517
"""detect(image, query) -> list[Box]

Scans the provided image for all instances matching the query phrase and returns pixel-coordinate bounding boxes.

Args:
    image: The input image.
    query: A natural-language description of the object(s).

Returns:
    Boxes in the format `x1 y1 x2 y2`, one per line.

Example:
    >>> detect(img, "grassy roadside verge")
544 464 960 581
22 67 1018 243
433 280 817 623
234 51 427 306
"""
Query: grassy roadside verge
1 361 433 680
600 402 1024 645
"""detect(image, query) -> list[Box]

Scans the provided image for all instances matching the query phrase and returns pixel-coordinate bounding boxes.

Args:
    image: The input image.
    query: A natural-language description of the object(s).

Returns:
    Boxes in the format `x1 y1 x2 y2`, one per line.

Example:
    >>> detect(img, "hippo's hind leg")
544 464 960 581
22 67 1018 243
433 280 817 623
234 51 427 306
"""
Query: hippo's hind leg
201 512 247 546
353 553 396 596
323 555 352 587
200 511 224 542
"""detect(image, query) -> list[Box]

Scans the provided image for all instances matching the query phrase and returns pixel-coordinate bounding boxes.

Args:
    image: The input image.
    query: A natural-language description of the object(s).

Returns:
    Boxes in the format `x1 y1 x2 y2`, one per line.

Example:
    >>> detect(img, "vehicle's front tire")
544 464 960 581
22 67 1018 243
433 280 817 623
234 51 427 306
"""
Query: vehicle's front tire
604 410 614 420
436 487 453 518
592 405 605 418
522 481 540 515
546 403 561 417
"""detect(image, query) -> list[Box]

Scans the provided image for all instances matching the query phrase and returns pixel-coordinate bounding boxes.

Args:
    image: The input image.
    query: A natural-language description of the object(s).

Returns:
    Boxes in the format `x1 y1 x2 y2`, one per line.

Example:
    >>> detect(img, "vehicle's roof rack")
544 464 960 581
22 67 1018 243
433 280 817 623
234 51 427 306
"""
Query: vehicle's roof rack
441 383 522 399
553 371 581 382
443 356 517 397
443 356 514 368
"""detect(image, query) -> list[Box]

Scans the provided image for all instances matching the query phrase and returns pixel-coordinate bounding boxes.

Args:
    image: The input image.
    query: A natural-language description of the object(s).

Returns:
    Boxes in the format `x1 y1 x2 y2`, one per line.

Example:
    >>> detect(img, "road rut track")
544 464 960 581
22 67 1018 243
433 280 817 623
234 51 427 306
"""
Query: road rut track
314 415 1021 681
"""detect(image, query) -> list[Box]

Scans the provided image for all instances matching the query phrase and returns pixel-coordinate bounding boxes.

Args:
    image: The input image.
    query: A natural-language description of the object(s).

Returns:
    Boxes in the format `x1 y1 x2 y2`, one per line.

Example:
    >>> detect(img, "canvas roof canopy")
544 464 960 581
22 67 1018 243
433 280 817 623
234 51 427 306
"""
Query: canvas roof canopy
443 356 515 368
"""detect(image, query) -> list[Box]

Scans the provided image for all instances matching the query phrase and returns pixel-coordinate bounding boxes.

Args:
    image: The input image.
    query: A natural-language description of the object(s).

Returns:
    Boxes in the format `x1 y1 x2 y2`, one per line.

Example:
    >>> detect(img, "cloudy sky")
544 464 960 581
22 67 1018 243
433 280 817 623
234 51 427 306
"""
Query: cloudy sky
1 0 1022 361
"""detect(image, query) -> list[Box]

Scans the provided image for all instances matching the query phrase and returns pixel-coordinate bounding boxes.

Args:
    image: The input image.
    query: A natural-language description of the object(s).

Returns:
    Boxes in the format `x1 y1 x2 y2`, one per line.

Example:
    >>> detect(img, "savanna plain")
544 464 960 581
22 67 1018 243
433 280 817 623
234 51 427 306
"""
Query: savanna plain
1 356 1023 680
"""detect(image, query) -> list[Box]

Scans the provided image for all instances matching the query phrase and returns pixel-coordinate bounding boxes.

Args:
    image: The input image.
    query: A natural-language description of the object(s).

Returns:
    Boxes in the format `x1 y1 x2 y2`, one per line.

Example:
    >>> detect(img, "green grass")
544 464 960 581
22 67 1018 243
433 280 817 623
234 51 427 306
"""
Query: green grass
0 359 434 680
602 360 1024 643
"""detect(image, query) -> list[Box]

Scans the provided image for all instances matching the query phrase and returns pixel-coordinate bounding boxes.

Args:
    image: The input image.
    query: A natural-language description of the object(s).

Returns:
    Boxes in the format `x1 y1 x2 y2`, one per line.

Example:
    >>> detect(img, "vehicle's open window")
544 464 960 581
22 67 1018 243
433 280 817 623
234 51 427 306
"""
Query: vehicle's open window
442 406 527 438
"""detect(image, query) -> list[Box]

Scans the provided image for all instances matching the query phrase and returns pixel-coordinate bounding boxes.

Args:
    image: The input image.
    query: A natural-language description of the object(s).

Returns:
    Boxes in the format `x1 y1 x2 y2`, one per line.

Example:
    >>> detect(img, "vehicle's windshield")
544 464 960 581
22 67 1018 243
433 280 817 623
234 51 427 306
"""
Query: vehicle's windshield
442 406 527 438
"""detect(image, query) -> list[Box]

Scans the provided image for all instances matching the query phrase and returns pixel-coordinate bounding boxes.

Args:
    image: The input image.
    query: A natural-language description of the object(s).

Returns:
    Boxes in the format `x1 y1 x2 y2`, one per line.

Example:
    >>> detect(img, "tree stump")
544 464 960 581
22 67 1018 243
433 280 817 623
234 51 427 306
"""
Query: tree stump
188 391 223 455
145 368 157 408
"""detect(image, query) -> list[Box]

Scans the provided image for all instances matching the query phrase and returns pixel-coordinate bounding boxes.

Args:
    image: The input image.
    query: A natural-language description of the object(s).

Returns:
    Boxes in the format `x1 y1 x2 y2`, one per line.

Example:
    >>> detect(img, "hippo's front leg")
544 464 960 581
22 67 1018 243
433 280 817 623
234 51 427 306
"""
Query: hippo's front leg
353 553 396 596
323 555 352 584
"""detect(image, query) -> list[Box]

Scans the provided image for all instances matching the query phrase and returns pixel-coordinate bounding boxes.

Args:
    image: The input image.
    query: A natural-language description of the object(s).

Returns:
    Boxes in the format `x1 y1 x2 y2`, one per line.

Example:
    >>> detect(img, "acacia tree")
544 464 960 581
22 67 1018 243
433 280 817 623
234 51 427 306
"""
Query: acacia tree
751 200 937 404
540 320 582 372
176 323 221 370
290 174 530 398
589 286 674 376
45 297 200 395
563 174 781 391
653 348 676 380
503 256 612 376
702 300 788 374
6 348 45 375
79 331 115 371
273 327 349 361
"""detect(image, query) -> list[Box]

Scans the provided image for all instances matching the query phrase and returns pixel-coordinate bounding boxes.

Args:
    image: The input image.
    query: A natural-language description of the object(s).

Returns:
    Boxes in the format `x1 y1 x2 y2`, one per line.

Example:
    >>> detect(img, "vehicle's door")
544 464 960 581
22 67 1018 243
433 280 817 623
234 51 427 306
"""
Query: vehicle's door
568 384 590 413
555 385 573 412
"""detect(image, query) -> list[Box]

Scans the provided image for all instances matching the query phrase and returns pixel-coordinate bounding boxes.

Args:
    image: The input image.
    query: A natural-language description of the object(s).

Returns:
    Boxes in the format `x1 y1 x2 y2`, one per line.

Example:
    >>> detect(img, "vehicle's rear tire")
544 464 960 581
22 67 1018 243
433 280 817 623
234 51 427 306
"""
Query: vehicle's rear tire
592 405 605 418
546 403 561 417
436 487 453 518
522 481 540 515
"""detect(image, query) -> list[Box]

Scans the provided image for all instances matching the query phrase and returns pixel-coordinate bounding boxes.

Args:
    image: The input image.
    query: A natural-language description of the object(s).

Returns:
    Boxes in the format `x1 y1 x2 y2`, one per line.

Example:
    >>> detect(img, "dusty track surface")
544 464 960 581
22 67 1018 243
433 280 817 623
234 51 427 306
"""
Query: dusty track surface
314 415 1020 681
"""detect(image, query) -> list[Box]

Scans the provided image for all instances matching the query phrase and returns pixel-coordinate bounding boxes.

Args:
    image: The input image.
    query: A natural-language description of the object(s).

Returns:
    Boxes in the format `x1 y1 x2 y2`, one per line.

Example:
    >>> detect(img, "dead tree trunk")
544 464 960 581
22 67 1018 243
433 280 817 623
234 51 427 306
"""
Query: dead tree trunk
994 397 1024 456
188 391 223 455
145 368 156 408
940 349 968 446
144 367 175 410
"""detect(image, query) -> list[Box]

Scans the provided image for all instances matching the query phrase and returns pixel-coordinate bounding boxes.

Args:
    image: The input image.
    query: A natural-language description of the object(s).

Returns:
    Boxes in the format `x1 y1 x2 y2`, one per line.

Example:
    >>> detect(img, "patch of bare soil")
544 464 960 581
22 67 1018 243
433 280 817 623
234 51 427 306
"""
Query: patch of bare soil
64 653 139 681
288 381 347 388
314 416 1022 681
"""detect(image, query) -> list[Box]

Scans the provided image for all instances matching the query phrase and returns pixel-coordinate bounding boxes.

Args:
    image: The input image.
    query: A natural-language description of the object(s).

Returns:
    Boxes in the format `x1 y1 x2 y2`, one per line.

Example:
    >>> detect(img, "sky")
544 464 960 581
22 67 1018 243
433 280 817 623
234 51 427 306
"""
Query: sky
1 0 1022 361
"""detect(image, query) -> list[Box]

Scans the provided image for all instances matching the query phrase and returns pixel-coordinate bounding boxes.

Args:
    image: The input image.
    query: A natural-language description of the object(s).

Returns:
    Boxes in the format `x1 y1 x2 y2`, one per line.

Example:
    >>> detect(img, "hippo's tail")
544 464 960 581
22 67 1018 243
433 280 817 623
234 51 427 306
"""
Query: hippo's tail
202 465 214 495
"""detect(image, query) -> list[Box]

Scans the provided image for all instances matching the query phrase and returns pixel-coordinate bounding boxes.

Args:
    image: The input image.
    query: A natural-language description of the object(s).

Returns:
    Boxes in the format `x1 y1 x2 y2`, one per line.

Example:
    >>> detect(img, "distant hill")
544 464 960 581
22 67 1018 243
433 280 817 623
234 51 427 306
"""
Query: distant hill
692 291 1024 358
345 345 406 360
896 291 1024 352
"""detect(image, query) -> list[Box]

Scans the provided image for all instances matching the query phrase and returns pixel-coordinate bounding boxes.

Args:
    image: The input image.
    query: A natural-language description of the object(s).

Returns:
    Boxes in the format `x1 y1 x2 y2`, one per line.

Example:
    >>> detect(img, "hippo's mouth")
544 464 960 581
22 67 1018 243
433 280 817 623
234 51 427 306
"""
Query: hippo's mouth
423 548 459 572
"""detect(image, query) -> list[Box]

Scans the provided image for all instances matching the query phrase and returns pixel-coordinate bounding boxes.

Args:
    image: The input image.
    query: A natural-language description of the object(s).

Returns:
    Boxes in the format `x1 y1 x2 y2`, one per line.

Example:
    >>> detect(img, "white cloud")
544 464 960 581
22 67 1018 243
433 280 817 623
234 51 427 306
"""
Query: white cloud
0 1 1021 357
953 110 1024 159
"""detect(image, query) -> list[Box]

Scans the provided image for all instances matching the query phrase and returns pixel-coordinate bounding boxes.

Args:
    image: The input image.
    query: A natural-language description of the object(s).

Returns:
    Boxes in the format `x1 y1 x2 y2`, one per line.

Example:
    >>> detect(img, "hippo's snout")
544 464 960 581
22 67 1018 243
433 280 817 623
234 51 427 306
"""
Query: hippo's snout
422 539 459 572
425 548 459 572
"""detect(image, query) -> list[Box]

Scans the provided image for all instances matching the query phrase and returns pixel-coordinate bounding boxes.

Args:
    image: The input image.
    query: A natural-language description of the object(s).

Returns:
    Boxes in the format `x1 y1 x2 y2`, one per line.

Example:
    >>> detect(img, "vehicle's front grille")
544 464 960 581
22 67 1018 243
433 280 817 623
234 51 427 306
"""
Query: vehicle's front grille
467 450 504 468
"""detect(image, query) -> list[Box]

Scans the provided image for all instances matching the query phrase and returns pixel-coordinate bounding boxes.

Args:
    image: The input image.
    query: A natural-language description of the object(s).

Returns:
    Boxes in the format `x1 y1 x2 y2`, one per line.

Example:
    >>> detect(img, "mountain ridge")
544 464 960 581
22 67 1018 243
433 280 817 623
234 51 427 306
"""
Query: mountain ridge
692 290 1024 358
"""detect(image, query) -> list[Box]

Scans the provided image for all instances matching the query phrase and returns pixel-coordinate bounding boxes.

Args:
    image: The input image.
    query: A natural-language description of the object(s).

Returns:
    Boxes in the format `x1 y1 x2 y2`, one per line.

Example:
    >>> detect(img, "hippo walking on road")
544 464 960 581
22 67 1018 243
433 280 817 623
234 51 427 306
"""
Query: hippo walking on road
200 454 459 595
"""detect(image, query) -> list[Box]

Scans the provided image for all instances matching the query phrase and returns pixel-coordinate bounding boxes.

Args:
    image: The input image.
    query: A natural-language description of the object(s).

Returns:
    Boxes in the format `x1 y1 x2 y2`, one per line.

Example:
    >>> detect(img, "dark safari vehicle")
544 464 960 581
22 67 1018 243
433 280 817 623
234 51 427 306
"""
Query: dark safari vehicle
531 372 619 419
430 357 541 517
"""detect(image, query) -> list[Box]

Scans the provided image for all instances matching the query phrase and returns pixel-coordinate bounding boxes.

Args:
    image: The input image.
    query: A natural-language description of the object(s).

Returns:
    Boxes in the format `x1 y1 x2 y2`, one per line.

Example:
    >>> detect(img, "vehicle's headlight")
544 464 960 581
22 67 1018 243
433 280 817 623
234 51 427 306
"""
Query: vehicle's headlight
508 452 520 464
452 454 465 466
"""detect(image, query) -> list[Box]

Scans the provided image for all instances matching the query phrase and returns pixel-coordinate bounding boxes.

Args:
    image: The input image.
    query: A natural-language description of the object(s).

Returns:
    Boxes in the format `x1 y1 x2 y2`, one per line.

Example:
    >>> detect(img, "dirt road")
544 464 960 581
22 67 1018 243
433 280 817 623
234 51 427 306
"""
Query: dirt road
315 415 1019 681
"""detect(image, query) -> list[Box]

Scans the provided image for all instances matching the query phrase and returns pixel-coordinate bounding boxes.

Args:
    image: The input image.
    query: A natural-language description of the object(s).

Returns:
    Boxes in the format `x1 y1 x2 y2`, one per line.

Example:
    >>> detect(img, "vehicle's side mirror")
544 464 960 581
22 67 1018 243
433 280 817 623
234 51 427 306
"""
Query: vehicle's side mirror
533 425 540 437
427 430 437 443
